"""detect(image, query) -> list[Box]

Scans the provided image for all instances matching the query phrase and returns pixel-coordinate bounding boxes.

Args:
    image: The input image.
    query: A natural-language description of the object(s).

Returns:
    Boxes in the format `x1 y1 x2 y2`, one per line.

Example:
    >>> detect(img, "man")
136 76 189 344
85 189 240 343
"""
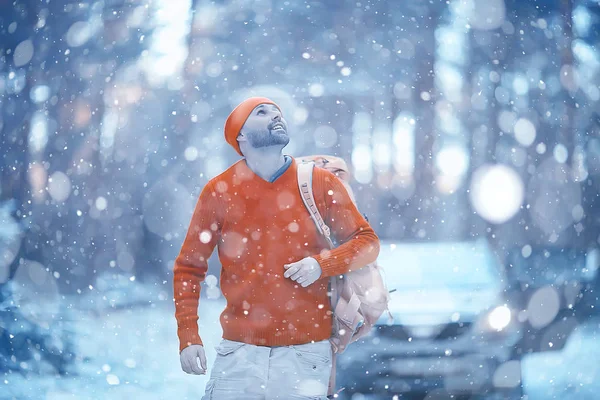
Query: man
173 96 380 399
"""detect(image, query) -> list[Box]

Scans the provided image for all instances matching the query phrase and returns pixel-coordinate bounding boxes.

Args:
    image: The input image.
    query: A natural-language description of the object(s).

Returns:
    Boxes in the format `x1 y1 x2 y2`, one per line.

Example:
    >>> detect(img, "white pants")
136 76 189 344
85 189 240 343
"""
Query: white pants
201 338 333 400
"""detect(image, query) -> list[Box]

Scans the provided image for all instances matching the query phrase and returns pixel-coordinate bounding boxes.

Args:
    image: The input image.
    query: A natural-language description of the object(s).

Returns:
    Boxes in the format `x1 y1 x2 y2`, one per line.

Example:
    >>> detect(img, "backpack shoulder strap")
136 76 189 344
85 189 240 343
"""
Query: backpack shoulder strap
297 161 335 249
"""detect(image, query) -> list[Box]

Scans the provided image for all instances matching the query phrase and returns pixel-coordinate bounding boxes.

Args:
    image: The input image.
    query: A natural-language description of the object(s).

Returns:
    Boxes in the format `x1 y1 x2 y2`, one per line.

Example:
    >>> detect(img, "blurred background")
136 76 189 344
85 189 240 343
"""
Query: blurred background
1 0 600 399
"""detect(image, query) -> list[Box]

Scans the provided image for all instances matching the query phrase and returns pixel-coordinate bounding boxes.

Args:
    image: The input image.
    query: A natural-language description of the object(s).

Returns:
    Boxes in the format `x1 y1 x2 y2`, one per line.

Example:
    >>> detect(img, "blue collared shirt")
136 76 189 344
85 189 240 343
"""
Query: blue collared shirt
268 155 293 182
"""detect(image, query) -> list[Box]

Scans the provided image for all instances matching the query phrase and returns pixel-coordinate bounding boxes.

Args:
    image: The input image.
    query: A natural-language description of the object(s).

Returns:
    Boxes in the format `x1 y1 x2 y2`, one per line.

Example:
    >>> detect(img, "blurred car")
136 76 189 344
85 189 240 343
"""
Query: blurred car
504 246 597 355
335 239 524 399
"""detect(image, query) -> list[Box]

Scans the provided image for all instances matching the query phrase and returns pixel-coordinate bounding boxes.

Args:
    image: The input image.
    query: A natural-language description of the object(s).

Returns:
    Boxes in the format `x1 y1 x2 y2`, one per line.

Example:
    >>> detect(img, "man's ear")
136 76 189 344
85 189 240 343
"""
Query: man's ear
237 131 247 142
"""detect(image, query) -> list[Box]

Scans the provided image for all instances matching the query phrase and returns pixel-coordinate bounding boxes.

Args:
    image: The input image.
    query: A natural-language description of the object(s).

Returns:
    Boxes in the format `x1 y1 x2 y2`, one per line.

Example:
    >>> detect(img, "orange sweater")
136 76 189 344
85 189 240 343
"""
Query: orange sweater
173 156 380 353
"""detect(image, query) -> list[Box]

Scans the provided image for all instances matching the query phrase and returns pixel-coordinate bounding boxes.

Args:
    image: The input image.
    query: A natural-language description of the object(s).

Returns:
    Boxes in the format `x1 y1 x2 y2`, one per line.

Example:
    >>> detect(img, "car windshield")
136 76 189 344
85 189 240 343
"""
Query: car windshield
377 240 503 290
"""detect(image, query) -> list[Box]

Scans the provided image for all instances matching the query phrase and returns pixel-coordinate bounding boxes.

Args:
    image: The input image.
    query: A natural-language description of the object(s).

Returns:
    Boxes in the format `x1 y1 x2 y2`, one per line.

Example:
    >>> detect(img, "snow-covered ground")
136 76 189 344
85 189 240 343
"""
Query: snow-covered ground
3 296 226 400
521 319 600 400
3 297 599 400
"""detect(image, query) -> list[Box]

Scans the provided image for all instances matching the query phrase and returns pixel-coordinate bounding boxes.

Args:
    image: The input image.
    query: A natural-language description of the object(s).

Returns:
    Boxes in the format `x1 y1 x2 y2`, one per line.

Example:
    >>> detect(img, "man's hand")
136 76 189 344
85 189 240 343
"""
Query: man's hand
284 257 322 287
180 344 207 375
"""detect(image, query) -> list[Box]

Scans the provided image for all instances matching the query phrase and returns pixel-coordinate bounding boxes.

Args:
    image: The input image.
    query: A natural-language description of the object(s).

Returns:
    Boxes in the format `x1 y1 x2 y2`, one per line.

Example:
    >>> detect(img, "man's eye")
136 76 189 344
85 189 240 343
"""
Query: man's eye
257 110 265 114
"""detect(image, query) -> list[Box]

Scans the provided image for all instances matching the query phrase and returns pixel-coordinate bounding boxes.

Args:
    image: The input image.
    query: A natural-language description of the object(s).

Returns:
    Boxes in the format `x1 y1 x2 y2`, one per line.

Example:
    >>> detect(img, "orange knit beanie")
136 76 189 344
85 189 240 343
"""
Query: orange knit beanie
224 97 280 156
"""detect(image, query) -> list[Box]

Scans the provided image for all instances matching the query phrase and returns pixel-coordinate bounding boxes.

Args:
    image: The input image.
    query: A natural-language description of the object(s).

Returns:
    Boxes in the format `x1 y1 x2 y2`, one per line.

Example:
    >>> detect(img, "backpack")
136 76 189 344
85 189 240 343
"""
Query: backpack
296 155 394 397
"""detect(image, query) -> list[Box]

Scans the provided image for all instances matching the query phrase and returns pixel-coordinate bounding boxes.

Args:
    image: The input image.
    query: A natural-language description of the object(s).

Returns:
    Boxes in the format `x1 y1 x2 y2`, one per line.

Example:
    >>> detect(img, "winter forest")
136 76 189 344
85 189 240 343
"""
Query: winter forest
1 0 600 399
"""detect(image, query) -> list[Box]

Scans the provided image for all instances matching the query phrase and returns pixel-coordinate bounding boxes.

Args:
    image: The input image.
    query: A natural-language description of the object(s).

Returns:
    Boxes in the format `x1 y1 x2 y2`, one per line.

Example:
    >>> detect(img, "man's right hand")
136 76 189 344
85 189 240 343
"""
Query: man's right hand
180 344 207 375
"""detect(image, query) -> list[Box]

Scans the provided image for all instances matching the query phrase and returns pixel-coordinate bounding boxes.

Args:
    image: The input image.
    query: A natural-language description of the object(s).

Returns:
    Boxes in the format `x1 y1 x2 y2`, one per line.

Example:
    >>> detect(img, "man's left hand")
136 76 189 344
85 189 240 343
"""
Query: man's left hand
284 257 322 287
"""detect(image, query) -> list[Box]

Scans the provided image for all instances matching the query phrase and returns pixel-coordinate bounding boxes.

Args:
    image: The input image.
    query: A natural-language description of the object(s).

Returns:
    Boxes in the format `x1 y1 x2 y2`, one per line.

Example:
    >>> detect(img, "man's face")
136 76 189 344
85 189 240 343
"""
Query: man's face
238 103 289 149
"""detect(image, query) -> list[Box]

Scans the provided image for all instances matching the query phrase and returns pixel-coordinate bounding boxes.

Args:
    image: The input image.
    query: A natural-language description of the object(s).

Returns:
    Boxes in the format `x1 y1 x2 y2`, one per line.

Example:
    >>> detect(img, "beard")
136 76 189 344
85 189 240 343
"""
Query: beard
246 128 290 149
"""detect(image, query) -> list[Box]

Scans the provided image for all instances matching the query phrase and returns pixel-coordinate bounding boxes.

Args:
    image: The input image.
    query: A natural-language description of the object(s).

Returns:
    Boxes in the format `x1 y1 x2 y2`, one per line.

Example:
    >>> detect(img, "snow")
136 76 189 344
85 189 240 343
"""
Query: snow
469 164 524 224
3 294 227 400
522 319 600 400
13 40 34 67
1 0 599 398
3 295 600 399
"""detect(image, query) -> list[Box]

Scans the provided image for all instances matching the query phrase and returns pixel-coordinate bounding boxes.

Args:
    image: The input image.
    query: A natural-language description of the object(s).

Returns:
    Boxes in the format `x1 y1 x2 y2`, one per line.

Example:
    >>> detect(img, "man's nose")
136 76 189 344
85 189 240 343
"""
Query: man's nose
272 113 281 121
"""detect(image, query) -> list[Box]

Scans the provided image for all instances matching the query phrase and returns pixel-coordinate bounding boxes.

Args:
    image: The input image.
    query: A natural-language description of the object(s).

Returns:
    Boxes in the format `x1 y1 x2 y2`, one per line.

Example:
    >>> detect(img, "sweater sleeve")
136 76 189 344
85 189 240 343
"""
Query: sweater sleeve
173 180 222 353
311 169 380 278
